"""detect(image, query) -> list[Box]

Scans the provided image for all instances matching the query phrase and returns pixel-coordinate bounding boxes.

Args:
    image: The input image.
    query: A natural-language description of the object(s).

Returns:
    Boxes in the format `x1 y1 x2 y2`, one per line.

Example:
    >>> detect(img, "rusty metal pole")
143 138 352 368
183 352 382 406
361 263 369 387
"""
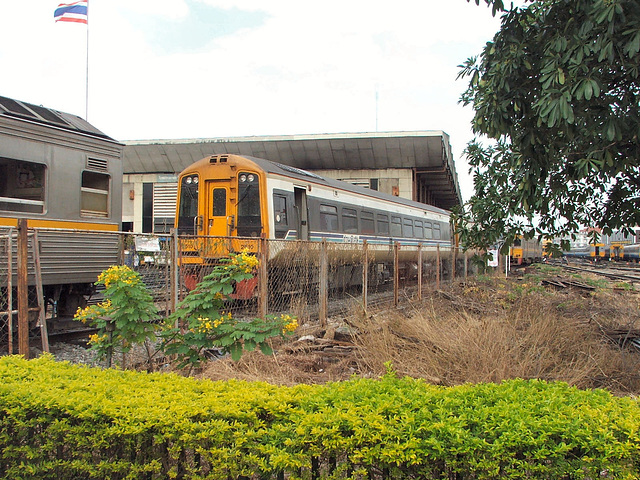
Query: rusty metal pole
7 230 13 355
362 240 368 311
393 242 399 307
258 237 268 319
170 228 179 314
319 239 328 328
32 231 49 353
17 219 29 358
436 244 441 290
417 243 423 301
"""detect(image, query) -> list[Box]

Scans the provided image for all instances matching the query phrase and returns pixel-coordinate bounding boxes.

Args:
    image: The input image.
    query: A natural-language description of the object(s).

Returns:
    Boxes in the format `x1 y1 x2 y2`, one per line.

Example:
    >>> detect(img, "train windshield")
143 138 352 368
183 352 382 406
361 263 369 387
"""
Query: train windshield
236 172 262 237
177 174 199 235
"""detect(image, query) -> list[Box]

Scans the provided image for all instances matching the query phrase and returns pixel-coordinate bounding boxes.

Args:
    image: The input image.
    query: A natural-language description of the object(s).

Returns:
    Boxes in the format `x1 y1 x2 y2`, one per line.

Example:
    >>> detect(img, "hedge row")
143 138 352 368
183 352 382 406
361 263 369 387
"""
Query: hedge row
1 355 639 479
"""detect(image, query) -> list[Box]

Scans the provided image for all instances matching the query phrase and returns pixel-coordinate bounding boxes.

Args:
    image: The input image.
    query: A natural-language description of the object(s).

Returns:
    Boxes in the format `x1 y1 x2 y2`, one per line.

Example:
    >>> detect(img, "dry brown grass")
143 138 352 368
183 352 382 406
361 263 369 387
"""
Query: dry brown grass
199 270 640 395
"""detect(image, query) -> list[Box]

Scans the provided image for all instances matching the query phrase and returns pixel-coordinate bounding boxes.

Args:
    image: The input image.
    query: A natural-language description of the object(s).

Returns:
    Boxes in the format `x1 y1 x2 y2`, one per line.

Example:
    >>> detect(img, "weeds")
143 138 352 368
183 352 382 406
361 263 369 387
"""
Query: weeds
199 271 640 396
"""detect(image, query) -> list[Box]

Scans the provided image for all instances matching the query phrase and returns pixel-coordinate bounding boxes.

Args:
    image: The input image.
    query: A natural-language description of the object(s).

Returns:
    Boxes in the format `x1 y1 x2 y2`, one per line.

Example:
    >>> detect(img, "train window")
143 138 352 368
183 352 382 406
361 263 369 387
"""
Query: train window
81 171 110 218
213 188 226 216
361 211 375 234
414 220 424 239
273 195 287 225
513 237 522 247
391 216 402 237
377 214 389 235
320 204 339 232
433 223 441 240
237 172 262 237
0 158 46 214
177 175 199 235
424 222 433 239
403 218 414 238
342 208 358 234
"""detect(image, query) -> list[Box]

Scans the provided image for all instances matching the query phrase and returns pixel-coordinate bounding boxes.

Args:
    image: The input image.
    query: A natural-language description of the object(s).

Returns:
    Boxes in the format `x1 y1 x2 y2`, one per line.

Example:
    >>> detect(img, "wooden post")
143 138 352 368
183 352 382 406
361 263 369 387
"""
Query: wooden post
417 243 423 301
32 231 49 353
464 250 469 280
319 240 328 328
451 246 456 281
258 237 269 319
17 219 29 359
7 230 13 355
393 242 399 307
362 240 368 311
436 244 441 290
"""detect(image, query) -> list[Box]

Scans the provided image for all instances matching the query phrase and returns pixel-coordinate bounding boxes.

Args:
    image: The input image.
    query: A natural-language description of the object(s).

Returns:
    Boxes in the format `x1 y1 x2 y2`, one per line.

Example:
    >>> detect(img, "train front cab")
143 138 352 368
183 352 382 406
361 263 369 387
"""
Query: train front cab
175 155 272 295
592 243 606 261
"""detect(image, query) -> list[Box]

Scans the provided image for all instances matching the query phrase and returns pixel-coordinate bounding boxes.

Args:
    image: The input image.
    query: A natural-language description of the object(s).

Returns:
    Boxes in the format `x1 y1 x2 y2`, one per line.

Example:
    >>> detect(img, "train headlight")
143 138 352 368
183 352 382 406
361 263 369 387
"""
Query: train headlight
185 177 192 184
247 174 255 182
193 176 199 184
240 174 247 182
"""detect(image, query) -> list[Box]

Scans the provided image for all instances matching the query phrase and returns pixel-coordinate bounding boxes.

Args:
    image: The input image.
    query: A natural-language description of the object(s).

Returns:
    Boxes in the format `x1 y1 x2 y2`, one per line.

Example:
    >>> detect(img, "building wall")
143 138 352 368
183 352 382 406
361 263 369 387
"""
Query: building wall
310 168 413 200
122 173 177 233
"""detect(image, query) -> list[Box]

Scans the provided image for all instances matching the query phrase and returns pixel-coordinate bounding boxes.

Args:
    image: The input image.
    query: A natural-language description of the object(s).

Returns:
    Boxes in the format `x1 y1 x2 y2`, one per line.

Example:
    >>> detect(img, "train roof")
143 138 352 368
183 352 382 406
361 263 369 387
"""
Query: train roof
0 95 116 141
187 154 452 217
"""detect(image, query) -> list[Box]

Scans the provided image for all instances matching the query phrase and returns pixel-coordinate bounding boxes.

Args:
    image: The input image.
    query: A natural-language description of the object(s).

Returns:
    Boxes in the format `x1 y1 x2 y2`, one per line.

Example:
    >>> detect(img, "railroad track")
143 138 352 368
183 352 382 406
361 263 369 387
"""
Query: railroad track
560 263 640 284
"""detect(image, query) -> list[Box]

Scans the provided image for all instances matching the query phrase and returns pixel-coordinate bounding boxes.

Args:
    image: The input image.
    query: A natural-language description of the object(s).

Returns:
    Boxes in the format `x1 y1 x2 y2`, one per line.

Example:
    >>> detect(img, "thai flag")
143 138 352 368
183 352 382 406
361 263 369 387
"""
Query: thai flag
54 1 88 24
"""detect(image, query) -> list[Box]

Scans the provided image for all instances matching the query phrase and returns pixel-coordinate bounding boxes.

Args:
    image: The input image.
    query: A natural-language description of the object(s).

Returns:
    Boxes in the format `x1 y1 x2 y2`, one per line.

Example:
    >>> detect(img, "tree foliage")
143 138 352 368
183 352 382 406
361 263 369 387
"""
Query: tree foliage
457 0 640 251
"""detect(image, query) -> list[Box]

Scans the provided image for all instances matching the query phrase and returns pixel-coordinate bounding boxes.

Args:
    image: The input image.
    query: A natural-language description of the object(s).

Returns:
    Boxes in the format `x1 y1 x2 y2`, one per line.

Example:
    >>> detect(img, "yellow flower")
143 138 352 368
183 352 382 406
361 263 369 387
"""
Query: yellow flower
282 315 298 333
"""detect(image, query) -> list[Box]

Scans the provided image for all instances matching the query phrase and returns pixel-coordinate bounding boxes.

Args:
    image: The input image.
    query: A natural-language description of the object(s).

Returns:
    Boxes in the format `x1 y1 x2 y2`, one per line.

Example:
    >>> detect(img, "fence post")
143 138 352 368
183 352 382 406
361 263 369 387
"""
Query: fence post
17 219 29 358
7 229 13 355
319 239 328 328
417 243 423 301
32 230 48 353
451 246 456 281
436 244 441 290
464 250 469 280
170 229 179 315
362 240 368 312
258 237 269 319
393 242 399 307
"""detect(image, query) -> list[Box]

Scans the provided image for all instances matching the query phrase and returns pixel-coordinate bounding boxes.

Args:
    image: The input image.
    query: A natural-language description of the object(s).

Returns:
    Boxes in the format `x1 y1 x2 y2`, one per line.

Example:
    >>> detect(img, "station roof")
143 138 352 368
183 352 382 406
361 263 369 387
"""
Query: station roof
123 131 462 209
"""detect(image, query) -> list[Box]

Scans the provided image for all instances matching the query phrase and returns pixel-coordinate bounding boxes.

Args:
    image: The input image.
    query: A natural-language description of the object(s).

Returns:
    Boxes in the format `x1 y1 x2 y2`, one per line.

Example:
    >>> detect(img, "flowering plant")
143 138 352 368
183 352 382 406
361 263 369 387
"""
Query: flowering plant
75 265 159 367
162 251 297 369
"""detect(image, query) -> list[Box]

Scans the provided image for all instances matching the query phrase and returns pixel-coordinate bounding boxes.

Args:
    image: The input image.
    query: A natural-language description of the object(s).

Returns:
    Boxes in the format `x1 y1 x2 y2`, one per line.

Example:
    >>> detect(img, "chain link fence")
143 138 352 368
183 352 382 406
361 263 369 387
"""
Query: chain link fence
1 227 481 356
0 229 13 353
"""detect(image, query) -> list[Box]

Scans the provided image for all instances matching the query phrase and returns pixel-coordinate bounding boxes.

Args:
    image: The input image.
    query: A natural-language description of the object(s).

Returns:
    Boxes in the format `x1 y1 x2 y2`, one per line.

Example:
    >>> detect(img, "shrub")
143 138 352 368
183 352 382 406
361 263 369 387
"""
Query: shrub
161 251 297 369
1 356 640 480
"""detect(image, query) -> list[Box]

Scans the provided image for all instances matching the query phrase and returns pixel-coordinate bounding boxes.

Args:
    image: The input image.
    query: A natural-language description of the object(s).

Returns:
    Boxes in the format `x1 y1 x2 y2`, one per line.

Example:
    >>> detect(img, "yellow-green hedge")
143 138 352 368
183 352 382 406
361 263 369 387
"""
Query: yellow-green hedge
1 355 639 479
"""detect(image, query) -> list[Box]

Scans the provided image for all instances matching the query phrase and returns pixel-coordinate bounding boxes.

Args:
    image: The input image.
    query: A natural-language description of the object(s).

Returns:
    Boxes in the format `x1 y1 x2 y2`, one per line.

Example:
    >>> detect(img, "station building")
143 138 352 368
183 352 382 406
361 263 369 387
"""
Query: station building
122 131 462 233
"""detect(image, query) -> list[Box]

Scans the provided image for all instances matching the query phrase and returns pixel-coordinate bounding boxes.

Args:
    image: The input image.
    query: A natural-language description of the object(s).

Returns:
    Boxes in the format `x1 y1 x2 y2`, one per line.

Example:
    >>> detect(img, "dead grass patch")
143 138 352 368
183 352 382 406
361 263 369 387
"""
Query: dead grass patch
199 271 640 395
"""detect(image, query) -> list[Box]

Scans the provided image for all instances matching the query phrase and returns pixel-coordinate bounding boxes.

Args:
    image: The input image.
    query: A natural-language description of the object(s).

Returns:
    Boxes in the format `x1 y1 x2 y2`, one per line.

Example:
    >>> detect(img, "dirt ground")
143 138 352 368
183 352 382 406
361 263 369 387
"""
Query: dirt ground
198 265 640 396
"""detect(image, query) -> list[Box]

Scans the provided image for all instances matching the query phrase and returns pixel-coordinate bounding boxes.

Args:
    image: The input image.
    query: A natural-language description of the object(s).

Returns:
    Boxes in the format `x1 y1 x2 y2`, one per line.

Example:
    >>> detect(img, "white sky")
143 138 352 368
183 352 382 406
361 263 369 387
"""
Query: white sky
0 0 505 201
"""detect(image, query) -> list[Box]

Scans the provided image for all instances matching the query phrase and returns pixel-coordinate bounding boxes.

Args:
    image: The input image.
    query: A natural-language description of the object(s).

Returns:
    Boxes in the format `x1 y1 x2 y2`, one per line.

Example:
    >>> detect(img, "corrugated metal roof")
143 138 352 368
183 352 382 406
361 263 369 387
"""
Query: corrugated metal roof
0 95 115 141
123 131 461 209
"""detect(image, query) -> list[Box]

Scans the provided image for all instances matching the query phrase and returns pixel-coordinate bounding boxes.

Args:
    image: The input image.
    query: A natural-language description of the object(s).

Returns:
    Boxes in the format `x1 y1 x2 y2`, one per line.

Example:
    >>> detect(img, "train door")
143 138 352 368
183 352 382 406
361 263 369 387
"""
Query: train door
207 184 231 236
294 187 309 240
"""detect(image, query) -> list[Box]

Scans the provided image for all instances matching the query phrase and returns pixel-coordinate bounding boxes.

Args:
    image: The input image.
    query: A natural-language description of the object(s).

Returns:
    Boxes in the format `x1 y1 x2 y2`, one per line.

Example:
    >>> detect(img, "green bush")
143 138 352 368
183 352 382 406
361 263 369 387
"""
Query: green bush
1 355 639 479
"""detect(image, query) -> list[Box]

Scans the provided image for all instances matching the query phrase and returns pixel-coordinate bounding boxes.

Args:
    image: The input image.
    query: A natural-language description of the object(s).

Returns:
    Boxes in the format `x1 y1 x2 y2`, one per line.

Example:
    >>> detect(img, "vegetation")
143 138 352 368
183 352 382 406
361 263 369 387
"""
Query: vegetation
76 252 297 371
457 0 640 252
201 267 640 396
161 251 298 369
2 355 640 479
74 265 159 368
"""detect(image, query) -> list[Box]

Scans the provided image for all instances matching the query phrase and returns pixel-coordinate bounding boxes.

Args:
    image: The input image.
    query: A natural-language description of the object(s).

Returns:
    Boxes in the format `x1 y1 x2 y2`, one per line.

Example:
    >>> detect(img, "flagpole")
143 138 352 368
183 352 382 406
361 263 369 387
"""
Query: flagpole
85 0 89 120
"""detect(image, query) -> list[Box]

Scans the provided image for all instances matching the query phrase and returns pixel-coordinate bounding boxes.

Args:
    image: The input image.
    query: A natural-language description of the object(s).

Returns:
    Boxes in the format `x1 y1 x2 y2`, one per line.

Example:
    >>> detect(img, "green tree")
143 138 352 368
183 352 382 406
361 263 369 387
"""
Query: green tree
457 0 640 251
